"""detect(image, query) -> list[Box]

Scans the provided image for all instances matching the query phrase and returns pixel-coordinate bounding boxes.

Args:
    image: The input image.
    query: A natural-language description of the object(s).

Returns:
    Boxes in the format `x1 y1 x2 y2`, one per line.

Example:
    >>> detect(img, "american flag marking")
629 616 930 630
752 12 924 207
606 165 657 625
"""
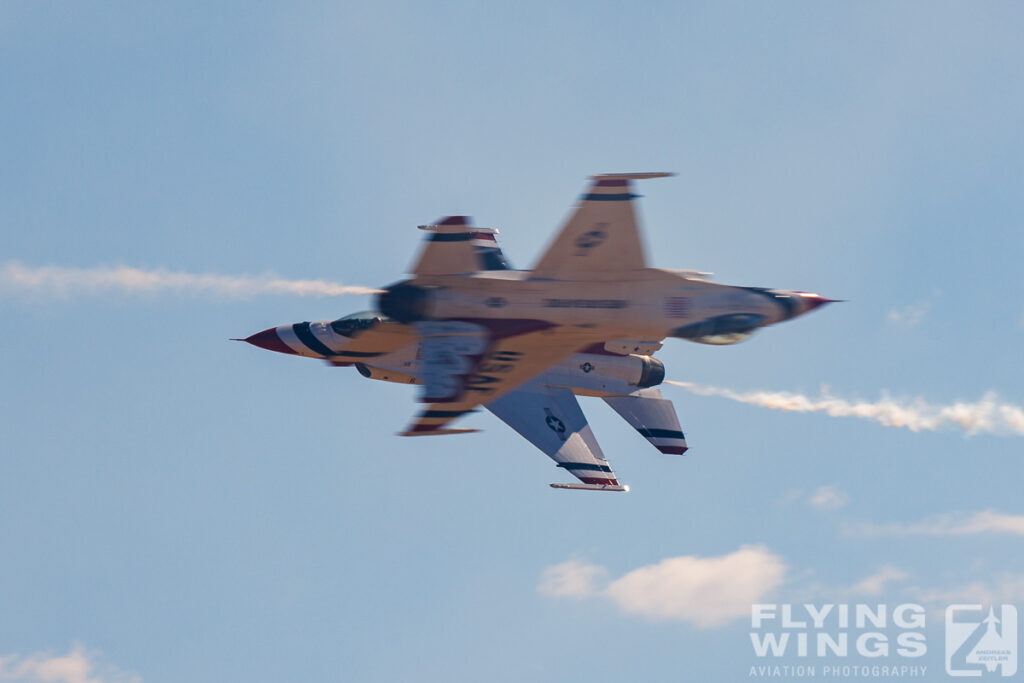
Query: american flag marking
664 296 690 319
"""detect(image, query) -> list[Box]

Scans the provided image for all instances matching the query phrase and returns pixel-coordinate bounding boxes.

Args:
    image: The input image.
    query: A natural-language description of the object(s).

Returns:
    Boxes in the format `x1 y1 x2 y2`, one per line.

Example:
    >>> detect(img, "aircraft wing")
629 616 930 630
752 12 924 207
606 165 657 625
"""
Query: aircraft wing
400 323 596 436
531 172 672 279
486 383 623 488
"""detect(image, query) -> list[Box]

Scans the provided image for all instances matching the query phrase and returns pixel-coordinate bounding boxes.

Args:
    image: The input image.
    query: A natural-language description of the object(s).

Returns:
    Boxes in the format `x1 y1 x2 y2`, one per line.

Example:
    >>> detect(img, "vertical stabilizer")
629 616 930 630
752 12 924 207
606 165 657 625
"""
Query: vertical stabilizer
410 216 509 275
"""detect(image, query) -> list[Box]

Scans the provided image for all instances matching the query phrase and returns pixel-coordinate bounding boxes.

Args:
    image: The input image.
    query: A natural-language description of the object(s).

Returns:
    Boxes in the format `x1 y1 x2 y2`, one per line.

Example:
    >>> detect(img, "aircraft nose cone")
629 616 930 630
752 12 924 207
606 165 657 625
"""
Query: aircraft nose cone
242 327 297 355
801 294 839 312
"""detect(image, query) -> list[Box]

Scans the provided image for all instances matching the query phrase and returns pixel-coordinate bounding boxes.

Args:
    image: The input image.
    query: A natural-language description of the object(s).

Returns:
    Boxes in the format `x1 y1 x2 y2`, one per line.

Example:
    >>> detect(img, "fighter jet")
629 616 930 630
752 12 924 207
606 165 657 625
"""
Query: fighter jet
239 173 834 491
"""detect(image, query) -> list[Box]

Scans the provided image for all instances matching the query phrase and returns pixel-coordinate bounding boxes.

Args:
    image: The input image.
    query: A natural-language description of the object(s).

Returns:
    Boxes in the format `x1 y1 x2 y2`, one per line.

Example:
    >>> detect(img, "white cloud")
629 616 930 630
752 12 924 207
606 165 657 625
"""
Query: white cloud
540 548 1024 631
808 485 850 510
539 546 786 628
908 573 1024 608
605 547 787 627
0 261 381 299
887 302 930 327
845 510 1024 538
0 645 139 683
537 559 605 599
850 565 910 596
785 565 913 604
665 381 1024 437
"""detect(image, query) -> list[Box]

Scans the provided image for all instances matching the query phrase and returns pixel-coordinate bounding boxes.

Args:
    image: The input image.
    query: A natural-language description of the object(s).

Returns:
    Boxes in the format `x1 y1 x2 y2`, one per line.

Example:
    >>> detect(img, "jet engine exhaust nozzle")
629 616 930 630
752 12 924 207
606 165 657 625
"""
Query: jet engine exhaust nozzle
376 281 434 323
638 356 666 388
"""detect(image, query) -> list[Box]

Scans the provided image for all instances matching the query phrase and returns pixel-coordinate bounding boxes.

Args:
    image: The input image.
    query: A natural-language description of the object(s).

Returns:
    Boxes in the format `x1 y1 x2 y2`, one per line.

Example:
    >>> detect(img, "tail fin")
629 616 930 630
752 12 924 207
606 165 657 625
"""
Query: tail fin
409 216 511 276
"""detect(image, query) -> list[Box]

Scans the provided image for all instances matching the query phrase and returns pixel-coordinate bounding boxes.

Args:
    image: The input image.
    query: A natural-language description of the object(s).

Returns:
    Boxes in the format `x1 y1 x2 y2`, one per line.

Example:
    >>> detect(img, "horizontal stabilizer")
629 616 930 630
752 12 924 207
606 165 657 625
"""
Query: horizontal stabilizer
604 388 688 455
550 482 630 492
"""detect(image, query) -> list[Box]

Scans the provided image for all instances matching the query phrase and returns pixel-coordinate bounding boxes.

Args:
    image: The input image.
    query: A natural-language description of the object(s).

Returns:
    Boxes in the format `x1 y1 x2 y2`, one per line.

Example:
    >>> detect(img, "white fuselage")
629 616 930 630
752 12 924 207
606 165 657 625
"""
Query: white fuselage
404 268 815 341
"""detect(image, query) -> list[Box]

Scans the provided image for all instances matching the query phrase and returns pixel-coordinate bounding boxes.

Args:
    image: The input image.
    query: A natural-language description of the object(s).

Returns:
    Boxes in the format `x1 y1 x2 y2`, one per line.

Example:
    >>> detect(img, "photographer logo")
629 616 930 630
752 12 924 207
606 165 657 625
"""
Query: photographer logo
946 605 1017 677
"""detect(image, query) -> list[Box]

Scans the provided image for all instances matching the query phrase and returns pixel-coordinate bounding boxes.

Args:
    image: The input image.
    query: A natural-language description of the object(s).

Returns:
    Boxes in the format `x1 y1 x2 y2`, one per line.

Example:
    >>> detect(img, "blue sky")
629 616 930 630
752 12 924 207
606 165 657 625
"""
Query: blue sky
1 2 1023 681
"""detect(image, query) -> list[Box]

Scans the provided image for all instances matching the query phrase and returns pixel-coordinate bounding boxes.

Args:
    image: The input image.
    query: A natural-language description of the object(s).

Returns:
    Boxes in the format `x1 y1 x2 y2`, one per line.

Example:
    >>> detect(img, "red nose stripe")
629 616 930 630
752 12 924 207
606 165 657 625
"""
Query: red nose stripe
245 328 297 355
804 296 834 312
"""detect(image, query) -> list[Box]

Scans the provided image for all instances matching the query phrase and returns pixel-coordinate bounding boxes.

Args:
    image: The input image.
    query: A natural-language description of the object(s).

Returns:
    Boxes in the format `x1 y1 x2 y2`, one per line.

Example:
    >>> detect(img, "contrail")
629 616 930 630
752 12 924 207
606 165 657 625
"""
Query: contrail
665 380 1024 437
0 261 383 298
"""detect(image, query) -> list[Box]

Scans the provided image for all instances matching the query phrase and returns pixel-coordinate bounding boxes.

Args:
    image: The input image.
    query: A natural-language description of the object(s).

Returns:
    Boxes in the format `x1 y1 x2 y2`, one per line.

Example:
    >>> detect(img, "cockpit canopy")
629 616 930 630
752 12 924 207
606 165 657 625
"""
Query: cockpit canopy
687 331 755 345
671 313 765 345
330 310 388 337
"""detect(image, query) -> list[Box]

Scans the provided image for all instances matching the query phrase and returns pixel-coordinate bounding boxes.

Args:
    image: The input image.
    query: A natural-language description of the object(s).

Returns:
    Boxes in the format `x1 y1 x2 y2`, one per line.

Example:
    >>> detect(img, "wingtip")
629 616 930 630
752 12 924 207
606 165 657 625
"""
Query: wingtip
549 482 630 492
590 171 675 180
397 428 481 437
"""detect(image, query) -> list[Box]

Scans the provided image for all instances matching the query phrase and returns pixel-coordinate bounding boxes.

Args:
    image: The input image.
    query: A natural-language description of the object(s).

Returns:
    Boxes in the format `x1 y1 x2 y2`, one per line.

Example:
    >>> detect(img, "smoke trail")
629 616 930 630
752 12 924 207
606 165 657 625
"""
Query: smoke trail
0 261 383 298
665 380 1024 437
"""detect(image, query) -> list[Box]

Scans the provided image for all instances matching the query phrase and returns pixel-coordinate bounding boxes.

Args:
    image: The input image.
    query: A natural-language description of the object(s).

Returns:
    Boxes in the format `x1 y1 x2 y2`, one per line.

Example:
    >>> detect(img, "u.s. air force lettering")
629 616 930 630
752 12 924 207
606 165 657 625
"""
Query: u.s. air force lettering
543 298 628 309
